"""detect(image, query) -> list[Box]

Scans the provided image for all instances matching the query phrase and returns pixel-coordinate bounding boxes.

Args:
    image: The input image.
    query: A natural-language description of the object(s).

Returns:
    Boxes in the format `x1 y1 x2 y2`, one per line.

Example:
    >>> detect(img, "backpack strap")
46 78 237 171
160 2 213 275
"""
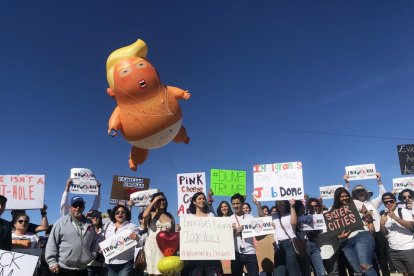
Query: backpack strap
397 208 403 220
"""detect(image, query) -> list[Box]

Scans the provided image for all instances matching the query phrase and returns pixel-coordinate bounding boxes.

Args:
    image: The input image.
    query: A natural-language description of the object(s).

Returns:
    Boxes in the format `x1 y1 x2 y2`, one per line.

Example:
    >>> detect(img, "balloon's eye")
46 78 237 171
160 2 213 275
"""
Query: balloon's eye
119 67 132 77
136 62 147 69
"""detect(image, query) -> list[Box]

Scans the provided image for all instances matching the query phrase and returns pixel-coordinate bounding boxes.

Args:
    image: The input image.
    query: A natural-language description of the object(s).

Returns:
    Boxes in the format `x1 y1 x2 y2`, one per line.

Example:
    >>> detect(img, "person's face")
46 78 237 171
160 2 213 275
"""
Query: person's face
114 207 127 223
232 199 242 214
14 215 29 232
401 192 412 203
193 194 206 209
383 197 396 211
220 203 229 216
91 216 100 226
263 207 269 215
155 196 166 210
70 202 85 218
356 189 366 201
340 192 350 205
242 204 250 214
309 201 321 214
270 208 277 215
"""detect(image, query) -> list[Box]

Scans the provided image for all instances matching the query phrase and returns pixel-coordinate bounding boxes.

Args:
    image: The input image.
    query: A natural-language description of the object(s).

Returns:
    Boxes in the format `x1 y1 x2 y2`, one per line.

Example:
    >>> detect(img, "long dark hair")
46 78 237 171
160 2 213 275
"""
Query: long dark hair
306 198 322 214
216 201 233 217
188 192 208 214
109 205 131 223
333 187 351 209
149 192 175 231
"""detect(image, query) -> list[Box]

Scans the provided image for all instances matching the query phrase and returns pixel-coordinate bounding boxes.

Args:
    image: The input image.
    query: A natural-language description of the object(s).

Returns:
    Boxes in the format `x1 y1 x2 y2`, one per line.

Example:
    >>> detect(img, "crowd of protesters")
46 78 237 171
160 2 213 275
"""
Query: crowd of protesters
0 172 413 276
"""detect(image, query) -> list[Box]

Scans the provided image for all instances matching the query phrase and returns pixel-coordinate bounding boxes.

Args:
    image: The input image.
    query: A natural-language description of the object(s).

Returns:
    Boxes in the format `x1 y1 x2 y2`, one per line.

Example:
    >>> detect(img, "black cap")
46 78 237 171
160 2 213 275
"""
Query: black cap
382 192 396 202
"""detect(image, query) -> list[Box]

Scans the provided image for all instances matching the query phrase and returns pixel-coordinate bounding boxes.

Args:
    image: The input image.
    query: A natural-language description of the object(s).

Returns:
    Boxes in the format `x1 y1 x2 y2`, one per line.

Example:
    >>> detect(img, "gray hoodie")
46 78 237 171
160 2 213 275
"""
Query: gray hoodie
45 214 98 270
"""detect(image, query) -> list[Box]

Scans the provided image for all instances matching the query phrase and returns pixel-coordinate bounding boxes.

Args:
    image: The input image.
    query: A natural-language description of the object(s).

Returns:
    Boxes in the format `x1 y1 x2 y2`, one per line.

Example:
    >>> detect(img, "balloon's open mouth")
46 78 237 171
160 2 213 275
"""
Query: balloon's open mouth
139 79 147 88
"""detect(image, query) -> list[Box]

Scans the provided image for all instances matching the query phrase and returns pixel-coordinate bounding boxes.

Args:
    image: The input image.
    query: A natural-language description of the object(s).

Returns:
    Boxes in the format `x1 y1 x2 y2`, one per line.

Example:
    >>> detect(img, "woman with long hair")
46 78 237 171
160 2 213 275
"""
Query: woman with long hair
332 187 377 276
216 201 233 217
143 192 176 276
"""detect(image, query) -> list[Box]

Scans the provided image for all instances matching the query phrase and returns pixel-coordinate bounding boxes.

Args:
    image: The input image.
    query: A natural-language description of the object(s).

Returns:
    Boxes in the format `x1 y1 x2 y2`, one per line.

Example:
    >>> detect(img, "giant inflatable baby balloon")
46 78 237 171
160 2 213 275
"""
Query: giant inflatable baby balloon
106 39 190 171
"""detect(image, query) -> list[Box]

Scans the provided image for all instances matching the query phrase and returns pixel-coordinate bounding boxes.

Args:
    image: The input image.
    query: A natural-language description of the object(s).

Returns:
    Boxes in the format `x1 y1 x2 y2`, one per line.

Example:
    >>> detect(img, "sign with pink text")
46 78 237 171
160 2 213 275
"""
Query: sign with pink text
253 162 304 201
0 175 45 209
177 172 206 216
345 164 376 180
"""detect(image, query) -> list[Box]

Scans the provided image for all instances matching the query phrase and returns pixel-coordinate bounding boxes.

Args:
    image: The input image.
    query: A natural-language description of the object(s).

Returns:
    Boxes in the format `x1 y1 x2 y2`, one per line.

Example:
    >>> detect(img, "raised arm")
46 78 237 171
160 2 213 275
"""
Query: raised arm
343 174 350 191
35 205 49 233
372 172 386 208
167 86 191 100
252 194 265 217
60 179 71 217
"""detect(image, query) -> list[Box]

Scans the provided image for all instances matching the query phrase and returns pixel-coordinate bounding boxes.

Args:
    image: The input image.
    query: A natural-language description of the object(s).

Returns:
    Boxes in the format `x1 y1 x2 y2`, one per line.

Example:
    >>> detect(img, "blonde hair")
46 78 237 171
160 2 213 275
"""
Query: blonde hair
106 39 148 90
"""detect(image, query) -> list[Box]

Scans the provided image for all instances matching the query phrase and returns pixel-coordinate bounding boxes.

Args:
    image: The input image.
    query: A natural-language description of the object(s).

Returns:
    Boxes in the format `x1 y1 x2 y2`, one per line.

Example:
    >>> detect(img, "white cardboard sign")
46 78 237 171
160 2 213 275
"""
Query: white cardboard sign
180 216 235 260
0 249 39 276
319 185 343 199
239 216 275 238
130 189 159 207
69 168 98 195
392 177 414 193
177 172 206 216
0 175 45 209
99 228 137 260
345 164 376 180
298 214 327 231
253 162 304 201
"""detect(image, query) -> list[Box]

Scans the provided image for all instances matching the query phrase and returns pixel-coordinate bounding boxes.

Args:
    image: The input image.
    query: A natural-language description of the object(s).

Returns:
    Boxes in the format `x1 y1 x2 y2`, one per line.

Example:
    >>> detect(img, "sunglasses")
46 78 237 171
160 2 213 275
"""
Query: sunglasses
402 196 412 200
71 203 84 208
17 220 29 224
356 189 365 193
383 200 395 205
91 216 100 219
310 204 320 208
115 211 126 215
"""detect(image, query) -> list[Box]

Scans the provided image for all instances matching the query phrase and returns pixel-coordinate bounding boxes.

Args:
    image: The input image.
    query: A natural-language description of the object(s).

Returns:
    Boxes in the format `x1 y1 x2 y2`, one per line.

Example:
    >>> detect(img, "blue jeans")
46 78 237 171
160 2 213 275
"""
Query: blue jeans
107 260 134 276
341 231 377 276
274 239 301 276
306 239 327 276
231 252 259 276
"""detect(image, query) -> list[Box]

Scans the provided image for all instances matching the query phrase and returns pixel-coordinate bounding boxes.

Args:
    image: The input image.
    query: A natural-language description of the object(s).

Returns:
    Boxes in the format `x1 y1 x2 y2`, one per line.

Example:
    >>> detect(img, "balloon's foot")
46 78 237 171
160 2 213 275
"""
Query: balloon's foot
129 160 137 171
184 137 190 144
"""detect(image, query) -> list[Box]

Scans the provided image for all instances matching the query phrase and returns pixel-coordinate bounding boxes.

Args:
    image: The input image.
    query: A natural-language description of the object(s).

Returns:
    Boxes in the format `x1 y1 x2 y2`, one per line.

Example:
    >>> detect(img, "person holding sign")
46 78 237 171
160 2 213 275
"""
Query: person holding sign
230 193 259 276
182 192 224 275
11 214 39 251
103 205 140 276
61 179 101 217
380 192 414 276
143 192 176 276
332 188 377 276
0 195 12 251
46 196 99 276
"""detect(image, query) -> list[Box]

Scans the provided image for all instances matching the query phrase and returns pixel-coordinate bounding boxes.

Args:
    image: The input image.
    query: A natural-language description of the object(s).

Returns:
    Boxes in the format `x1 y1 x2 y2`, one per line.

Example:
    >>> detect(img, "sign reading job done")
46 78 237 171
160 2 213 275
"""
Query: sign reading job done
345 164 376 181
323 201 364 237
319 185 343 199
210 169 246 196
298 214 327 231
0 249 39 276
397 144 414 175
177 172 206 216
180 216 235 260
110 175 150 205
0 175 45 210
239 216 274 238
69 168 98 195
99 228 137 260
392 177 414 193
253 162 304 201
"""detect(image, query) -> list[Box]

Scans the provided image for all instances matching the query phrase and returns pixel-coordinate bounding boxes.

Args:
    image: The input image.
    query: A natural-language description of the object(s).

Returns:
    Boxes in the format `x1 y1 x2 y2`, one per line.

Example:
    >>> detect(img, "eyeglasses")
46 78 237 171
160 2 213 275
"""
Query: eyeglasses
402 195 412 200
115 211 125 215
356 189 365 193
71 203 84 208
383 200 395 205
17 220 29 224
310 204 320 208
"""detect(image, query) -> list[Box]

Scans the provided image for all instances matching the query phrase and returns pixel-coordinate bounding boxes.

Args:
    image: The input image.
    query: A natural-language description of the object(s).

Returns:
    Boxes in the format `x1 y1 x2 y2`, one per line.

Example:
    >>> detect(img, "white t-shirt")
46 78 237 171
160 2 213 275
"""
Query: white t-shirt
230 213 256 255
384 208 414 251
272 213 296 242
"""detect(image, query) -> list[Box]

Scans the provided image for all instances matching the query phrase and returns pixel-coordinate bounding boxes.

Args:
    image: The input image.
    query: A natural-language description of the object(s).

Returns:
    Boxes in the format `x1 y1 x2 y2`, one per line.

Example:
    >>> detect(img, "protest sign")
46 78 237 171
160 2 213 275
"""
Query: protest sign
298 214 327 231
180 216 235 260
254 235 275 273
397 144 414 175
323 201 364 237
392 177 414 193
0 249 39 276
319 185 342 199
210 169 246 196
177 172 206 216
345 164 376 180
110 175 150 205
99 228 137 260
239 216 274 238
0 175 45 210
253 162 304 201
69 168 98 195
130 189 159 207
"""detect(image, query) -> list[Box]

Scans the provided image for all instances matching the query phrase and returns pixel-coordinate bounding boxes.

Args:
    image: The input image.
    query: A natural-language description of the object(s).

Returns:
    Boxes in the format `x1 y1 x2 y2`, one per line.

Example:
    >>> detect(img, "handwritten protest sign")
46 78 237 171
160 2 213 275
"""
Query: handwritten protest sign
345 164 376 180
319 185 343 199
239 216 274 238
177 172 206 216
210 169 246 196
392 177 414 193
0 249 39 276
397 144 414 175
298 214 327 231
323 201 364 237
110 175 149 205
180 216 235 260
253 162 304 201
69 168 98 195
99 228 137 260
130 189 159 207
0 175 45 210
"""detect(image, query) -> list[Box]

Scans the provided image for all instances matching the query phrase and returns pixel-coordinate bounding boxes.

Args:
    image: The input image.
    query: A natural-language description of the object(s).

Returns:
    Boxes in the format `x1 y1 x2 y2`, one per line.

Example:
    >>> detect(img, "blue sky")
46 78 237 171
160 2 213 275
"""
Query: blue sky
1 1 413 225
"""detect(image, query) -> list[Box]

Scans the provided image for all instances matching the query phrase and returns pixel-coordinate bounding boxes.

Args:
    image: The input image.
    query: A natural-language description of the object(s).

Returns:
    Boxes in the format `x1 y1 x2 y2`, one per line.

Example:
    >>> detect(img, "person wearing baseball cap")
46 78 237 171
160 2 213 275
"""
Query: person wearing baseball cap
0 195 12 250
